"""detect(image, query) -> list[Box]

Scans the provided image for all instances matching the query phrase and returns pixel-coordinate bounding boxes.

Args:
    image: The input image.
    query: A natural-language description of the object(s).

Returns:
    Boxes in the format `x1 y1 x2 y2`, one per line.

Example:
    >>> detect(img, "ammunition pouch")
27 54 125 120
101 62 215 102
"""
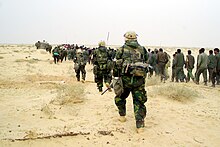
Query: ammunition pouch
124 62 148 77
113 77 124 96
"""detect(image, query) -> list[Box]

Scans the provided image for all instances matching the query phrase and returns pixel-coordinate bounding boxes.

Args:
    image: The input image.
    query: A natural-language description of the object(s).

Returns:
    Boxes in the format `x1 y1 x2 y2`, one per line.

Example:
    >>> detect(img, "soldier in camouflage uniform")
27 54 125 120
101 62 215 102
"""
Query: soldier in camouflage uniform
60 48 68 63
93 41 112 92
52 46 60 64
73 47 89 83
113 31 148 133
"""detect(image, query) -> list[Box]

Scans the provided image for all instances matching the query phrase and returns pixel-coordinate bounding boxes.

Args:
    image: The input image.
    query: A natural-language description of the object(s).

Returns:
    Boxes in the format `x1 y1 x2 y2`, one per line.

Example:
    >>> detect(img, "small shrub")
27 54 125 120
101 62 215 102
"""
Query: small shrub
51 84 84 106
154 84 198 103
146 76 161 87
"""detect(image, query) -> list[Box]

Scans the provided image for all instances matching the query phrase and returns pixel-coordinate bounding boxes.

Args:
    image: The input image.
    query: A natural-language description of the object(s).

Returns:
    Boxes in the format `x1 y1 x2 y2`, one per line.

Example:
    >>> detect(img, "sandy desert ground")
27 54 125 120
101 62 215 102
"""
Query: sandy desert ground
0 45 220 147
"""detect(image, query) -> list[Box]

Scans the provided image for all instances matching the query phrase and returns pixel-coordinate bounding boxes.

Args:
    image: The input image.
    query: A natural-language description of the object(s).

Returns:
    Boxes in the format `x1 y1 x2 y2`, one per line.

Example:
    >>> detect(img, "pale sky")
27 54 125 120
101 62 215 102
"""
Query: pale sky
0 0 220 47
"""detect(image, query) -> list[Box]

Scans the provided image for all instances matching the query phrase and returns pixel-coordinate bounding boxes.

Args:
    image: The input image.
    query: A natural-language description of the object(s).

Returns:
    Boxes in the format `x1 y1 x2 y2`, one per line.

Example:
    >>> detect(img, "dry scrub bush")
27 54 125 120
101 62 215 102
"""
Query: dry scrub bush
51 83 84 106
154 84 198 103
146 76 161 87
0 56 3 59
41 104 54 119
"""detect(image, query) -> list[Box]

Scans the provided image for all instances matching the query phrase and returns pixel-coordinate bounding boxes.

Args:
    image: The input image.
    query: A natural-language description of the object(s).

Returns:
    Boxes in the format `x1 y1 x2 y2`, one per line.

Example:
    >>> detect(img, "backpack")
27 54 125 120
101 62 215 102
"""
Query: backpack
121 45 148 77
95 47 112 71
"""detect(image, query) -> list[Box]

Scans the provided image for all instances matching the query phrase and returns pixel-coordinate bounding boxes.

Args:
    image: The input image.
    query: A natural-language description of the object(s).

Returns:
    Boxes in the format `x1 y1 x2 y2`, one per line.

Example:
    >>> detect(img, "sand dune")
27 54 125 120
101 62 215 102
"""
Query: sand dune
0 45 219 147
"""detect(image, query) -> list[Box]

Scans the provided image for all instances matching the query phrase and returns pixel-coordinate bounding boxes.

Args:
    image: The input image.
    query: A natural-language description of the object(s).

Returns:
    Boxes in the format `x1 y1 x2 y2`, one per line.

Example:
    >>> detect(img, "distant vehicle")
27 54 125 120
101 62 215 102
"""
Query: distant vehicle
35 40 52 53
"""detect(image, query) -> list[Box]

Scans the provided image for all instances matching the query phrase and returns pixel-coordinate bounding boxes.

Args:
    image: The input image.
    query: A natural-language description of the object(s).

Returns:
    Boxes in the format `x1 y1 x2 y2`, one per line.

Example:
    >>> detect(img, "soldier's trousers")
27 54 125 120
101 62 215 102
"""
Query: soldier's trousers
148 68 153 77
165 67 169 79
75 65 86 81
171 68 176 82
115 84 147 128
149 65 159 77
154 65 159 76
96 70 112 90
187 68 194 81
175 67 185 82
157 63 166 81
53 55 59 64
217 70 220 84
208 68 215 84
195 67 207 83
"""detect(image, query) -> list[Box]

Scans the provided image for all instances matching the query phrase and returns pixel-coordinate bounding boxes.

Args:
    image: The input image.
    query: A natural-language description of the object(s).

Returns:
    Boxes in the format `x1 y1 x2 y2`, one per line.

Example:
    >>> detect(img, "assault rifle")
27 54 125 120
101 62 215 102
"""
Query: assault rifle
101 82 113 95
101 64 153 96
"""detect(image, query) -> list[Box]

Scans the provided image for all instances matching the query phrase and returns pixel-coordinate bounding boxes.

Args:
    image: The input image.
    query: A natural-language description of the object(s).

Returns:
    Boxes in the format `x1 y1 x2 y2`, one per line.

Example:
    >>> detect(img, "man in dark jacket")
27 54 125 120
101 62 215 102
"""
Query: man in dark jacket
208 50 217 87
174 49 186 82
185 50 195 82
214 48 220 85
195 48 208 85
156 48 168 82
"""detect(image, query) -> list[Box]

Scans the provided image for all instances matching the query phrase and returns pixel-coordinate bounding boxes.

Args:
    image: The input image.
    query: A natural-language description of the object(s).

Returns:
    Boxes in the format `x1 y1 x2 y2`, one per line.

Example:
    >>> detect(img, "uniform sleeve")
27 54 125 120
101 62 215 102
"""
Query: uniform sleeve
115 47 123 60
192 56 195 66
173 56 177 66
197 54 202 67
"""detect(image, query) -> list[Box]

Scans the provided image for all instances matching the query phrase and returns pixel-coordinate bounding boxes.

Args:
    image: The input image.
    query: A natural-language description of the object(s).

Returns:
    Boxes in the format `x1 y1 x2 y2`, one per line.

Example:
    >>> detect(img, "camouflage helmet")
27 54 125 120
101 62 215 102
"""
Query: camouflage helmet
98 41 106 47
124 31 138 40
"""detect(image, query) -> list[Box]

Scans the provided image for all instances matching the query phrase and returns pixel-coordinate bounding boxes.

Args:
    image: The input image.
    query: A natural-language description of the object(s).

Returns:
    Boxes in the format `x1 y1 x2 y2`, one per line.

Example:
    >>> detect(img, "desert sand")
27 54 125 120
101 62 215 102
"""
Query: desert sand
0 45 220 147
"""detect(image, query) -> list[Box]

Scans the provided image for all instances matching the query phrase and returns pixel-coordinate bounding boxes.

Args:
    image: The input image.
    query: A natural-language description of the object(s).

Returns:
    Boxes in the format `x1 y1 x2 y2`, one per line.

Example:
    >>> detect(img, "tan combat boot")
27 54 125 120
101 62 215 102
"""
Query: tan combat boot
119 116 126 122
136 127 144 133
81 79 85 83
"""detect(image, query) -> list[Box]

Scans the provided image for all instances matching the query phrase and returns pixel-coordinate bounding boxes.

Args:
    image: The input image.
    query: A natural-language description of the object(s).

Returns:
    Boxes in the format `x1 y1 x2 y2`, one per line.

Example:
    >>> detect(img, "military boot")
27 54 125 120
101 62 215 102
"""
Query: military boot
210 84 215 87
98 87 102 92
119 116 126 122
136 120 145 129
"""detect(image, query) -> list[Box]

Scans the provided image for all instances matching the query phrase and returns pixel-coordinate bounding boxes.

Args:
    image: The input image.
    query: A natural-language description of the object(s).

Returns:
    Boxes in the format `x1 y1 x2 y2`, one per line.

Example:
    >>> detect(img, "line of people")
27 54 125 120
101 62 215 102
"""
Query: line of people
47 31 219 133
145 47 220 87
